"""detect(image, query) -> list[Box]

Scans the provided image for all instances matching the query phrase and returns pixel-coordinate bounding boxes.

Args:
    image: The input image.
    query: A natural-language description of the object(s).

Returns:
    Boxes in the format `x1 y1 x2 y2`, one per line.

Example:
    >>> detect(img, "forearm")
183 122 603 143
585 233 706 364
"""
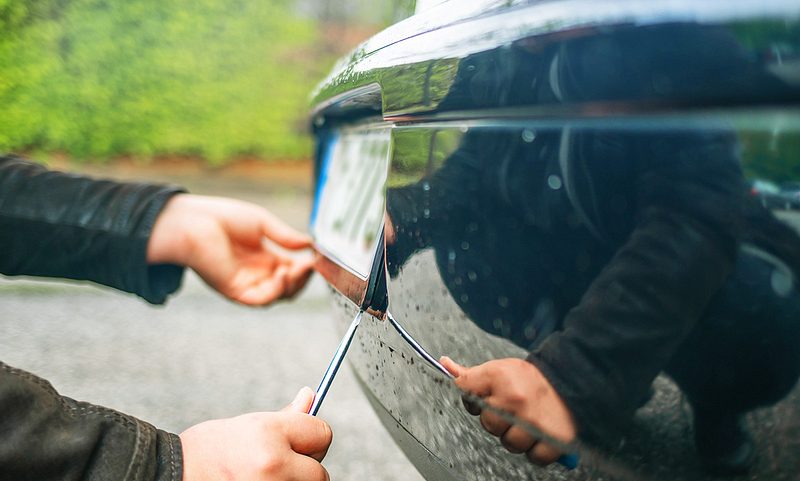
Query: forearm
529 205 737 442
0 155 185 303
527 127 746 442
0 361 181 481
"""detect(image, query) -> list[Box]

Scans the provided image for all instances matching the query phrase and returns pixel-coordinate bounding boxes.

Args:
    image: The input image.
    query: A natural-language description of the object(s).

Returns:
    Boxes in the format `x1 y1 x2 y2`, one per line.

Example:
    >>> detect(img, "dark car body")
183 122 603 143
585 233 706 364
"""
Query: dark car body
308 1 800 480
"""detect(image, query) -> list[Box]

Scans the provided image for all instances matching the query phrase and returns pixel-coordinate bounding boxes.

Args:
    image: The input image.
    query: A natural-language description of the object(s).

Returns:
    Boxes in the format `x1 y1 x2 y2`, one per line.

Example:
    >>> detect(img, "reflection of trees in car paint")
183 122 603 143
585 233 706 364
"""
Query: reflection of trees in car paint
390 129 464 187
380 59 461 115
741 129 800 185
381 20 792 121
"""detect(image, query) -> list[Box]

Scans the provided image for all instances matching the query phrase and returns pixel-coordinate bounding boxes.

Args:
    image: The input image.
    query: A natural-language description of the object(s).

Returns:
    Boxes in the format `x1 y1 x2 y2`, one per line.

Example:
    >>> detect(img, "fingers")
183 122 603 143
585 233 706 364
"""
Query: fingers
482 408 565 466
479 409 511 437
442 356 493 400
444 357 572 468
461 394 483 416
499 424 564 465
236 265 289 305
441 357 484 415
285 453 330 481
453 362 493 398
475 394 565 465
283 254 315 298
501 425 536 454
261 211 312 250
282 414 334 462
384 214 397 244
229 250 312 306
283 387 315 414
527 441 562 466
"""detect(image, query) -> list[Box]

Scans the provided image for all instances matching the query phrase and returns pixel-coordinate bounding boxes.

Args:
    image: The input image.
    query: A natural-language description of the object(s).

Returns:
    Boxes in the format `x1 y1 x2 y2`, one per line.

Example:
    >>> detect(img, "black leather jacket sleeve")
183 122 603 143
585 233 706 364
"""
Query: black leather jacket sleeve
0 155 186 481
528 131 744 443
0 155 185 304
0 362 182 481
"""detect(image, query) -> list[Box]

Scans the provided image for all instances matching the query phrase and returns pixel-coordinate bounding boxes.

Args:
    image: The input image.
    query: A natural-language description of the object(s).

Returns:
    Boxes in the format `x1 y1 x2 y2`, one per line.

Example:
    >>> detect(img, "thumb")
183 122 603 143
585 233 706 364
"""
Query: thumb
440 356 468 377
283 386 315 413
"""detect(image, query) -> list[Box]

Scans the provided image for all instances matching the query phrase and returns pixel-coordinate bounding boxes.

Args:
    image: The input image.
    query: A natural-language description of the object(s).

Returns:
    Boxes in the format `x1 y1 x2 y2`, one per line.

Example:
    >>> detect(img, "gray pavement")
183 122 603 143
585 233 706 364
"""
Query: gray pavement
0 272 424 481
0 169 425 481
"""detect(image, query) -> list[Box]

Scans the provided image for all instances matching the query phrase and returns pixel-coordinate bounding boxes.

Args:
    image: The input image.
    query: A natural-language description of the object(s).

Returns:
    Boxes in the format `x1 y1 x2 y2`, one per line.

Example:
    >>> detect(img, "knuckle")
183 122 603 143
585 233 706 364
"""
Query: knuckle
505 387 527 408
484 362 500 376
258 452 285 475
534 381 550 399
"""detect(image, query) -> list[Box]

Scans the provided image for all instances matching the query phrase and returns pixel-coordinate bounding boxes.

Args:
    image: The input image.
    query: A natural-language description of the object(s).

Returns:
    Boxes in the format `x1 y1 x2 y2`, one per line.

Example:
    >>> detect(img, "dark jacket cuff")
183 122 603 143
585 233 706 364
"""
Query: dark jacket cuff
125 187 187 304
154 430 183 481
526 343 628 445
0 155 187 304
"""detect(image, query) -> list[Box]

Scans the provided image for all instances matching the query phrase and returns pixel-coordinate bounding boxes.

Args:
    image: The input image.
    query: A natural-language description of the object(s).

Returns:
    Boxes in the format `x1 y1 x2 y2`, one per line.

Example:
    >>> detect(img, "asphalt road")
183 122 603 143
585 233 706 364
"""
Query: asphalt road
0 166 425 481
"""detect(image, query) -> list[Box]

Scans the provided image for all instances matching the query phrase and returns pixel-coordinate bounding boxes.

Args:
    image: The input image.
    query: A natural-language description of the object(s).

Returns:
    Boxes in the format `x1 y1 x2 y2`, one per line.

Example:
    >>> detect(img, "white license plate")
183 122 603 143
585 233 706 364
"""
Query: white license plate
310 128 391 280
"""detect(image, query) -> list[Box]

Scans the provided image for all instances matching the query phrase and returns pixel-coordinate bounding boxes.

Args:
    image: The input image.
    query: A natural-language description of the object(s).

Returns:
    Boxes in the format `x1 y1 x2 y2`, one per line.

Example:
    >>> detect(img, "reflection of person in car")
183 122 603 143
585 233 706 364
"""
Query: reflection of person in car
385 24 800 474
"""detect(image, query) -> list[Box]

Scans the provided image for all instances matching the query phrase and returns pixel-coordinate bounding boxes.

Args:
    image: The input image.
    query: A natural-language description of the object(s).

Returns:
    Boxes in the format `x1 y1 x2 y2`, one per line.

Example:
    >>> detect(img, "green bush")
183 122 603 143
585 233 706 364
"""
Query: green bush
0 0 334 164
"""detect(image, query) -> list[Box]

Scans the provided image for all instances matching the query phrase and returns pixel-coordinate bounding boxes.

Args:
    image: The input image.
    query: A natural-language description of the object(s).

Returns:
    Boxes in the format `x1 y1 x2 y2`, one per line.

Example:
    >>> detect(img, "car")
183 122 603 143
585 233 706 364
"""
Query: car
780 181 800 208
749 179 787 208
307 1 800 480
749 179 800 210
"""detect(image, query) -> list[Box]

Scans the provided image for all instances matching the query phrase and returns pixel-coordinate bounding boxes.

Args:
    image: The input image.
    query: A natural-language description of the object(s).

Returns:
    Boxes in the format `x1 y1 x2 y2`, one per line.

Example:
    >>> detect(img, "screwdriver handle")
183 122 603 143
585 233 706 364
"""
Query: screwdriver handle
558 453 579 470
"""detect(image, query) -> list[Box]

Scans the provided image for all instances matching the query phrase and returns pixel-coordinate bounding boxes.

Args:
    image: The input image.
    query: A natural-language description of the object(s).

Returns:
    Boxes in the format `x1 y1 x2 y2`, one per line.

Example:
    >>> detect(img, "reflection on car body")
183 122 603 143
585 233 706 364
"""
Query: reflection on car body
309 1 800 480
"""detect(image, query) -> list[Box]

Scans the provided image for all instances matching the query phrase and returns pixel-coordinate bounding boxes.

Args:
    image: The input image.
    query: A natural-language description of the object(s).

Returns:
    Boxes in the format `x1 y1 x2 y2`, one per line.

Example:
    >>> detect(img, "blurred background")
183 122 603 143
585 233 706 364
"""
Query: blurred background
0 0 413 163
0 1 426 480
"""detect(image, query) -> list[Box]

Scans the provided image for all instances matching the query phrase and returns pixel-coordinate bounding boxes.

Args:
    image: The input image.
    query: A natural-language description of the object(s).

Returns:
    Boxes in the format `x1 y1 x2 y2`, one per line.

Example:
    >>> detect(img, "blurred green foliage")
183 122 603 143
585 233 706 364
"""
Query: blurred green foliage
741 130 800 184
302 0 414 25
389 128 462 187
381 59 459 115
0 0 341 164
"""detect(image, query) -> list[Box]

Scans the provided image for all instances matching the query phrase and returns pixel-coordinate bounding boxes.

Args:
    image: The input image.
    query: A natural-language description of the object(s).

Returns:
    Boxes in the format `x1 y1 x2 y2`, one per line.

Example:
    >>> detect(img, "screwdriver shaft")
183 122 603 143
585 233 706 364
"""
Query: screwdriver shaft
308 310 363 416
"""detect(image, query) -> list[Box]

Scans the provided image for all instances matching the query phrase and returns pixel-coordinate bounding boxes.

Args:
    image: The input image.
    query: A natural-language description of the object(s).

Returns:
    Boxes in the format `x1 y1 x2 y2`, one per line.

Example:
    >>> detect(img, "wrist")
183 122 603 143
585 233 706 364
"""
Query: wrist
147 194 195 266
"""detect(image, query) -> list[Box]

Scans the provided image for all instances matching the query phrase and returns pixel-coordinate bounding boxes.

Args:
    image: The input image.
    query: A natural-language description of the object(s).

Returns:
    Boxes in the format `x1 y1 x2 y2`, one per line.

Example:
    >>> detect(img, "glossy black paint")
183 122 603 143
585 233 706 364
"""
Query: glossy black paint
311 0 800 122
310 1 800 480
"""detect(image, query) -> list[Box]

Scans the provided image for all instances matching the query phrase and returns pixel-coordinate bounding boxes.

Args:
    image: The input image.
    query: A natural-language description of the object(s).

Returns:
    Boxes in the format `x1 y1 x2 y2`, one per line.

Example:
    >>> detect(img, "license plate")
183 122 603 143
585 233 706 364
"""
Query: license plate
310 128 391 280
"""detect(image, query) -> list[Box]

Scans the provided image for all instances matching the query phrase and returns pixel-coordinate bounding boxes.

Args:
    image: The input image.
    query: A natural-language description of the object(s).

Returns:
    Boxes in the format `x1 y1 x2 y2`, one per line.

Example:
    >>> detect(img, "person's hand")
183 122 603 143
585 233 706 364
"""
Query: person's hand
384 213 396 244
180 387 332 481
148 194 314 305
440 356 576 466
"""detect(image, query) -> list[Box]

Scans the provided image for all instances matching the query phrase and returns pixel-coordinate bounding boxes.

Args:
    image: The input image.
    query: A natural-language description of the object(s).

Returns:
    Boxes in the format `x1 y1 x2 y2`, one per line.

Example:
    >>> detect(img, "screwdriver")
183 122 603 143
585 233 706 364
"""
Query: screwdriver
307 310 363 416
385 310 453 379
305 308 451 415
306 308 579 470
386 310 579 470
